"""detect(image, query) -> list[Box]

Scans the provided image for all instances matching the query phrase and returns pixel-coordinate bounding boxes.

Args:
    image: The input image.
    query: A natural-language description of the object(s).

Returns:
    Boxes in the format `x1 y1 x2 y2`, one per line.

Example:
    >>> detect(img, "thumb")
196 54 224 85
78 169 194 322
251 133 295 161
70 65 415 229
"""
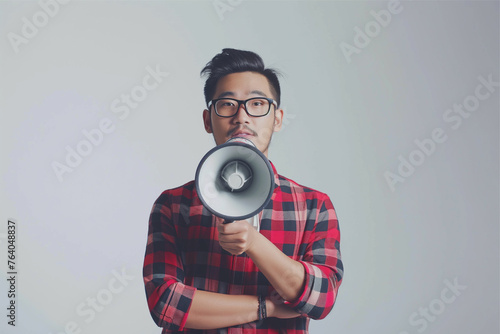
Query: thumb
214 216 225 227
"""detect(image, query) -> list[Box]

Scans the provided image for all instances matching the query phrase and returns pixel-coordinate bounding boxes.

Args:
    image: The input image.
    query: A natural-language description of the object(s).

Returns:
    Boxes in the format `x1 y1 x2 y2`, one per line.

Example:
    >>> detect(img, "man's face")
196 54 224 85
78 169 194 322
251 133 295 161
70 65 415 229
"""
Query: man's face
203 71 283 157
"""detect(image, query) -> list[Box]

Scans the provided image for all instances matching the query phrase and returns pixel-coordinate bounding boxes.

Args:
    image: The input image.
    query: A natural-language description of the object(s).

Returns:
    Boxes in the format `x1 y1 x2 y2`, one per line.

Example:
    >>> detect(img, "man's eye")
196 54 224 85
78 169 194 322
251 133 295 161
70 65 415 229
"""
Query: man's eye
251 100 265 106
220 101 235 107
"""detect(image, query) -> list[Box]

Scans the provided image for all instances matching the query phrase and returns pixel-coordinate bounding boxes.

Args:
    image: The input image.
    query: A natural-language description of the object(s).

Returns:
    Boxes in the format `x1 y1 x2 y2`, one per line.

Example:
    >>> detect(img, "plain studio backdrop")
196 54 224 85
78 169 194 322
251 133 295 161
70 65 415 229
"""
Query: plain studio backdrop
0 1 498 333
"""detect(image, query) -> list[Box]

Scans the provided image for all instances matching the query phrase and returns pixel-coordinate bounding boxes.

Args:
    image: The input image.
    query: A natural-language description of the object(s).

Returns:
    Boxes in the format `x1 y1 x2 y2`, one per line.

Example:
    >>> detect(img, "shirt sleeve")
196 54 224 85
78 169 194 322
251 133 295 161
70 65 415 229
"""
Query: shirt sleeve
143 192 197 331
287 194 344 320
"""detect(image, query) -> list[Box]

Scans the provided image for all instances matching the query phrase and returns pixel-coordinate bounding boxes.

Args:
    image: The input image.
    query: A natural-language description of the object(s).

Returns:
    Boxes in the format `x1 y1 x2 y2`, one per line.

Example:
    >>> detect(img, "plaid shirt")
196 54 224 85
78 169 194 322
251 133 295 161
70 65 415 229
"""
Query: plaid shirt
143 161 343 333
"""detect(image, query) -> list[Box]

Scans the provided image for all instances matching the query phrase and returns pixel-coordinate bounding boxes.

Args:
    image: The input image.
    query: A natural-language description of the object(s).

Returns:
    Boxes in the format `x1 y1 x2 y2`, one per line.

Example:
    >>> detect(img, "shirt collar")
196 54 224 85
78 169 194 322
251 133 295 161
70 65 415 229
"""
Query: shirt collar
268 160 280 192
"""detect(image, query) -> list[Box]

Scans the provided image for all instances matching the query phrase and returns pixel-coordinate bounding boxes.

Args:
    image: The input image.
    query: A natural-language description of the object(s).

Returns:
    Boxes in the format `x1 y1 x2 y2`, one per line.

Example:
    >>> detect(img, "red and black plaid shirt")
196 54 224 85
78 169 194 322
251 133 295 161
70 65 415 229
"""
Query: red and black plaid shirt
143 161 343 333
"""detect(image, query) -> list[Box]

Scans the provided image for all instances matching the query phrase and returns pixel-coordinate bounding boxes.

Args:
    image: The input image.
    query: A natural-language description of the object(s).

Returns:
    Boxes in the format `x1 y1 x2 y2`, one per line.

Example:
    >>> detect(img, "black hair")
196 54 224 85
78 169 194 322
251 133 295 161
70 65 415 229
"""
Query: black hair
200 48 281 107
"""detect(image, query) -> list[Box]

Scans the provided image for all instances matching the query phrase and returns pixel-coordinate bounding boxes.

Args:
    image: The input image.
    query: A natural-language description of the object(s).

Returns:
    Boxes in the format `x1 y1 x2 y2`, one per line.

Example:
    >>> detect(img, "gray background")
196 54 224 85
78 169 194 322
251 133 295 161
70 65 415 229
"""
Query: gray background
1 1 498 333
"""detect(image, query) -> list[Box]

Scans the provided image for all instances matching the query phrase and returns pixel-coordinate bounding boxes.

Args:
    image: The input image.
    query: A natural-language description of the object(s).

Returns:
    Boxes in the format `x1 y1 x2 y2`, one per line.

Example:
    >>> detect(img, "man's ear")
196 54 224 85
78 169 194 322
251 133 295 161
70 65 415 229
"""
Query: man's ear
203 109 213 133
273 108 284 132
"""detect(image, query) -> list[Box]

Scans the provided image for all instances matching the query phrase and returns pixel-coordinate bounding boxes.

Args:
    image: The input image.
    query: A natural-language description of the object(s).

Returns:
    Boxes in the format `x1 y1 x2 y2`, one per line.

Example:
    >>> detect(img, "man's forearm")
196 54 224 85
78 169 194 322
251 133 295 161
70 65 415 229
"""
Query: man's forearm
245 232 306 302
184 289 299 329
216 219 306 304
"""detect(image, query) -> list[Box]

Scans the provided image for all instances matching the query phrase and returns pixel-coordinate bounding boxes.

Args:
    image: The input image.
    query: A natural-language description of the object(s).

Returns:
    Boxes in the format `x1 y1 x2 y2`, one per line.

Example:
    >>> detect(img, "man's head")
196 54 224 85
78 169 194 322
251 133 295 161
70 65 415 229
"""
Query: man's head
201 48 284 157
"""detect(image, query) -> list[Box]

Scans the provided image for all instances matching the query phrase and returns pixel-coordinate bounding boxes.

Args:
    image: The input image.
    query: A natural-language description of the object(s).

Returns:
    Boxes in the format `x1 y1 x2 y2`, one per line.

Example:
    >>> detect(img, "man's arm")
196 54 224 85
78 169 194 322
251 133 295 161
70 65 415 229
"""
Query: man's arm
218 220 306 301
184 290 300 329
217 194 343 320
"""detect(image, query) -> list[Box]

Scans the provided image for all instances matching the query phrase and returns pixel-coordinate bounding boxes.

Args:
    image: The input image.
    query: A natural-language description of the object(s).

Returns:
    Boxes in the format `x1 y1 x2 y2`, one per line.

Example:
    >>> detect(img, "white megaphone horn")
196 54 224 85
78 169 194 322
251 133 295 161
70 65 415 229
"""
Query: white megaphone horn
195 137 275 223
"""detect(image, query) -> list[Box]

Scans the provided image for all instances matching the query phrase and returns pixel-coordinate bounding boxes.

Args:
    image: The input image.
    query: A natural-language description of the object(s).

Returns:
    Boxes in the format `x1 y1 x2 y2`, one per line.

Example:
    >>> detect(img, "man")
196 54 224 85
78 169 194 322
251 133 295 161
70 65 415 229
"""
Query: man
143 48 344 333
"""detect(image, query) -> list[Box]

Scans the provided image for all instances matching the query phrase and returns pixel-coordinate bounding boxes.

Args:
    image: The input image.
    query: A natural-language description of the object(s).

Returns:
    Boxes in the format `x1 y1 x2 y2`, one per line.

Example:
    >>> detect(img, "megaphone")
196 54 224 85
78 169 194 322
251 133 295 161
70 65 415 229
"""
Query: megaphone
195 137 275 222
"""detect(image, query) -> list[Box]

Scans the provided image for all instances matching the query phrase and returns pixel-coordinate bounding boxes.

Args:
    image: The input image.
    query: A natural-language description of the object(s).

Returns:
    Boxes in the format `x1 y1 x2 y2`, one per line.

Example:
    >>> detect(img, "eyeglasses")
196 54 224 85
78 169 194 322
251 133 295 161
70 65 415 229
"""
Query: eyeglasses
208 97 278 118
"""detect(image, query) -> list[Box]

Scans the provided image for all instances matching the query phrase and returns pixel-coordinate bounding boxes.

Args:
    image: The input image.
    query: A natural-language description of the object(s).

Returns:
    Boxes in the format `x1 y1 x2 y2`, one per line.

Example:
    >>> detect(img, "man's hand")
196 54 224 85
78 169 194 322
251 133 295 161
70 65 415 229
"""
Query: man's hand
216 218 258 255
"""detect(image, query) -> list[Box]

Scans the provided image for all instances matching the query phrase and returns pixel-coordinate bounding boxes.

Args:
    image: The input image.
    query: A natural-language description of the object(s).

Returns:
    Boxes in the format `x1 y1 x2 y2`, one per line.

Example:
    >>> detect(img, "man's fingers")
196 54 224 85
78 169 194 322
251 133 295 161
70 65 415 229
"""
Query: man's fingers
219 232 246 243
217 219 247 234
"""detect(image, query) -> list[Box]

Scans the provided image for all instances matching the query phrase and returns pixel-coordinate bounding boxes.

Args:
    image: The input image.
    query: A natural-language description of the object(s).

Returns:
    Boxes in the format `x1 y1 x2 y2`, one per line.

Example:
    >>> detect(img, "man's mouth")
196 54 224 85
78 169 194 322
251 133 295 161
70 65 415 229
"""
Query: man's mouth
229 128 256 138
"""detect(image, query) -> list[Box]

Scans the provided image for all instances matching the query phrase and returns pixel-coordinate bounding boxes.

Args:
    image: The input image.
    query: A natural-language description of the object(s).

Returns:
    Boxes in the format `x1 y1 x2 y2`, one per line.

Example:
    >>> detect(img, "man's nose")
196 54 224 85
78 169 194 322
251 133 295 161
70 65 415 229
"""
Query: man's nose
233 102 250 123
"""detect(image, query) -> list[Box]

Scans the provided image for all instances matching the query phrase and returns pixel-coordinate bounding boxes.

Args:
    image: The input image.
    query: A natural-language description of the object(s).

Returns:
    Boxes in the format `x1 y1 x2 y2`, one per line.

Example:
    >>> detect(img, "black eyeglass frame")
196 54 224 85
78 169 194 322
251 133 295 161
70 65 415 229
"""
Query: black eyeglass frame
208 97 278 118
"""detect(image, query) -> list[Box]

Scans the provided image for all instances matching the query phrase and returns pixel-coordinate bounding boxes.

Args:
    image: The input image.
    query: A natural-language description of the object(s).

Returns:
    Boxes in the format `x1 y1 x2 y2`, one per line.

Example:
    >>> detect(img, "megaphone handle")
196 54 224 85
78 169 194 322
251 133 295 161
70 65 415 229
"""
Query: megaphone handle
223 219 234 224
